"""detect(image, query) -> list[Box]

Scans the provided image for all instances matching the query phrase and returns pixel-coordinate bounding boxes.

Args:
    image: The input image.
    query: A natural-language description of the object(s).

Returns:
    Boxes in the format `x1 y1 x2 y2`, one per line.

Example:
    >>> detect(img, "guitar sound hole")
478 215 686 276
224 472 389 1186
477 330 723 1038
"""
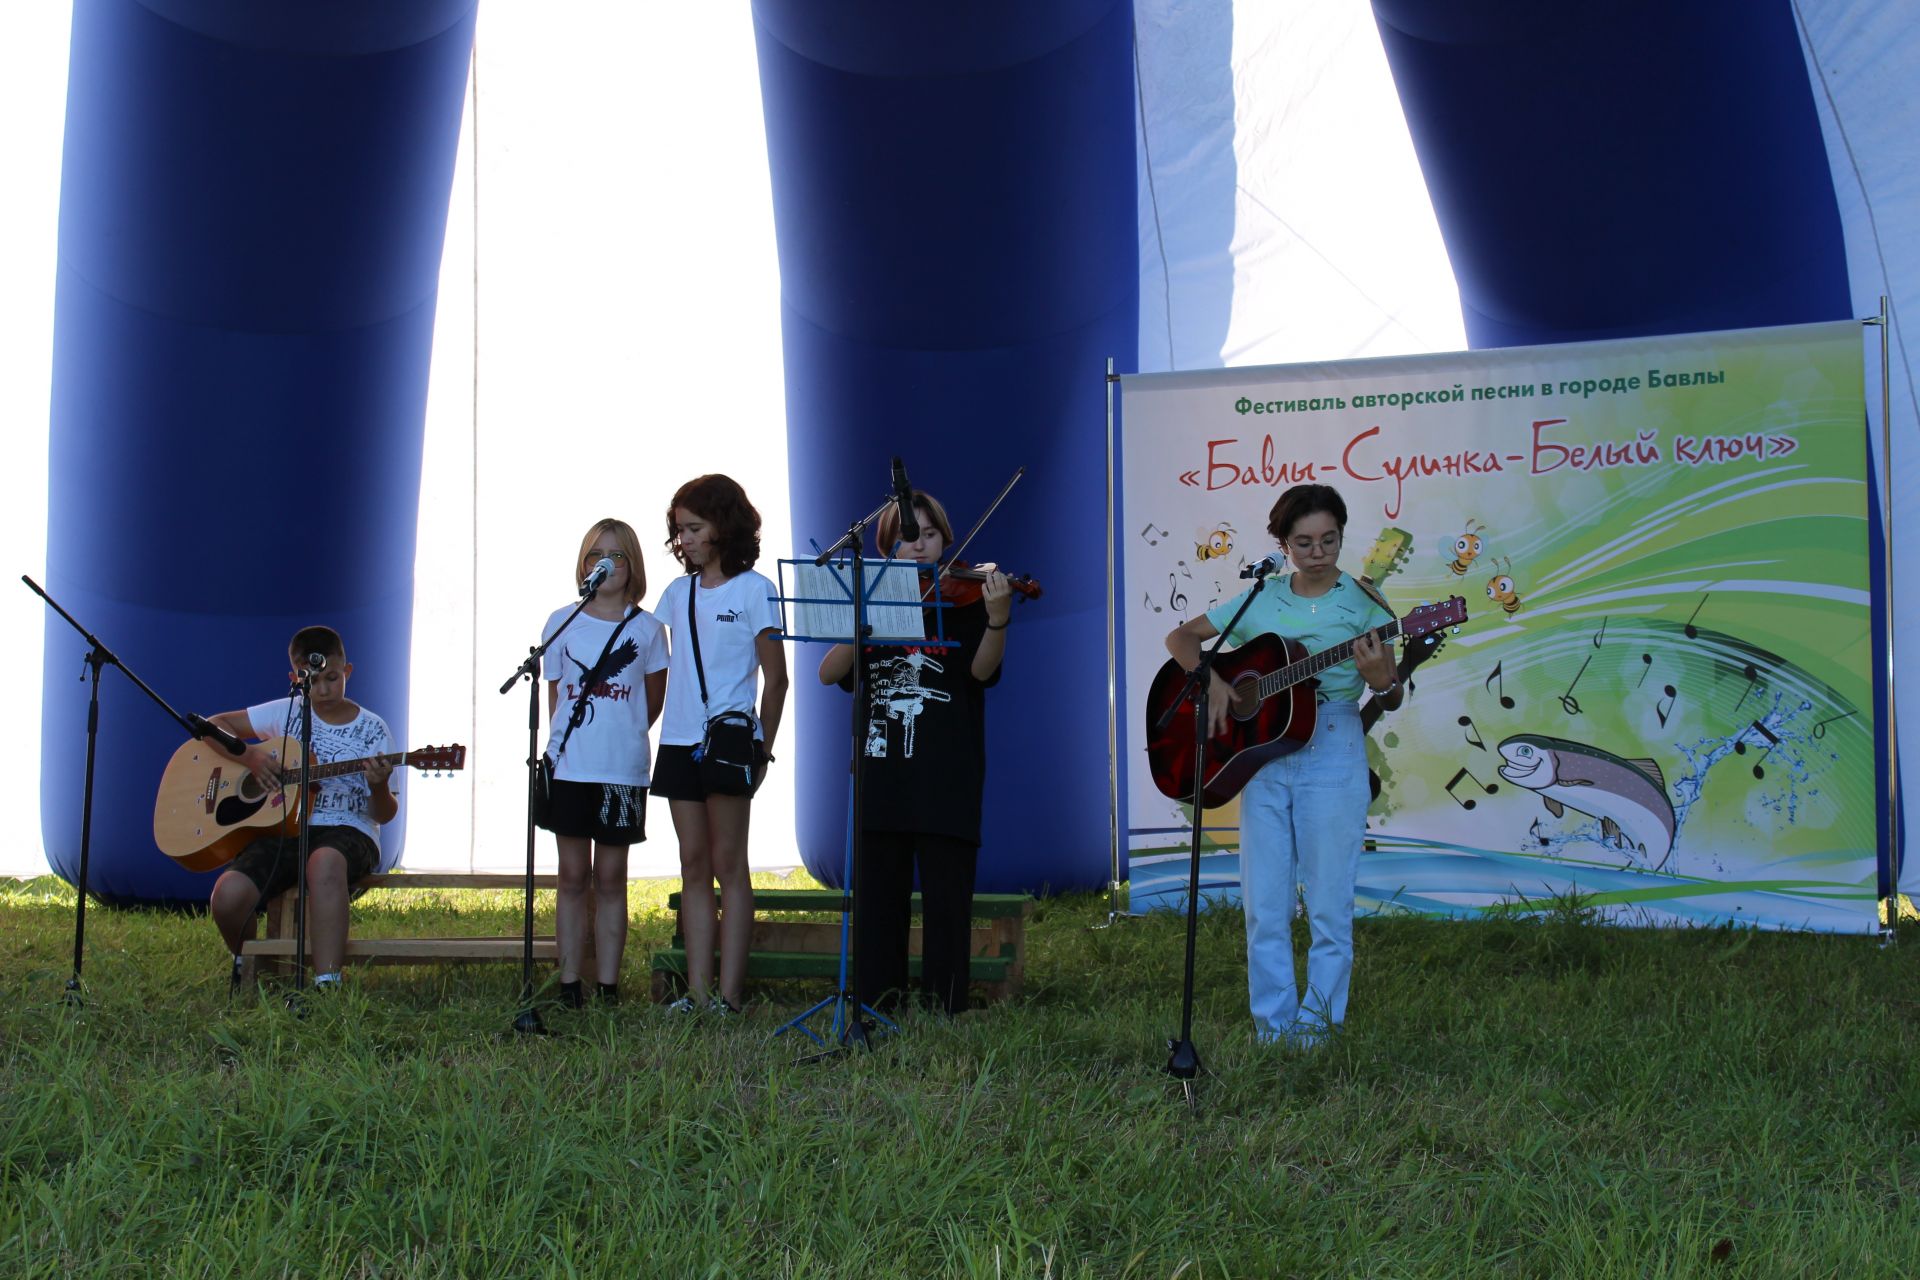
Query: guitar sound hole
1229 676 1261 721
237 775 262 801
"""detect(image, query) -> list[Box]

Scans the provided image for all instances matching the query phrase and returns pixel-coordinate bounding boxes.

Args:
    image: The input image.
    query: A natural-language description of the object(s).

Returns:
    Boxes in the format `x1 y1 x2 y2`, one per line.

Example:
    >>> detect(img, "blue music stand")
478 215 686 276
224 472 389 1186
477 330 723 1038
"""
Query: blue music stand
768 537 955 1054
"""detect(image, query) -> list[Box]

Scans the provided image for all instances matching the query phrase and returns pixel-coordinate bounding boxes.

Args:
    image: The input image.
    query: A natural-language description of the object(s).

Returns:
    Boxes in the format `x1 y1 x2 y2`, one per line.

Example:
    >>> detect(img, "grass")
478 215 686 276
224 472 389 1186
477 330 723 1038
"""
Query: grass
3 875 1918 1279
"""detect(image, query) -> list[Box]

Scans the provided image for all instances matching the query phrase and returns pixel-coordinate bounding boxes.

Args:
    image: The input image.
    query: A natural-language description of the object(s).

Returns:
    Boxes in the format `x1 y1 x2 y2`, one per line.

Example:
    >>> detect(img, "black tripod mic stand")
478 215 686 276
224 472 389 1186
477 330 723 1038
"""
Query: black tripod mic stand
497 582 608 1037
1153 574 1270 1108
20 575 249 1006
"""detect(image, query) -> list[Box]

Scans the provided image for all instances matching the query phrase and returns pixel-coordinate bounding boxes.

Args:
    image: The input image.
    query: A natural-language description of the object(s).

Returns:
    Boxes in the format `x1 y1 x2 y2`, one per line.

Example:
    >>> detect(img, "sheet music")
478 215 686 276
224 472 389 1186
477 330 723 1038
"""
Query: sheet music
790 560 927 642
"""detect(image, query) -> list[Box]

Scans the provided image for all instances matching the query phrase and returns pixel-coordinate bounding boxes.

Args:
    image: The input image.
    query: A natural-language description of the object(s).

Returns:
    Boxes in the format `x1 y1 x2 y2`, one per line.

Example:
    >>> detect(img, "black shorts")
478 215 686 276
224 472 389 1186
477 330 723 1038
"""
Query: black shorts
536 778 648 844
650 744 766 802
228 825 380 899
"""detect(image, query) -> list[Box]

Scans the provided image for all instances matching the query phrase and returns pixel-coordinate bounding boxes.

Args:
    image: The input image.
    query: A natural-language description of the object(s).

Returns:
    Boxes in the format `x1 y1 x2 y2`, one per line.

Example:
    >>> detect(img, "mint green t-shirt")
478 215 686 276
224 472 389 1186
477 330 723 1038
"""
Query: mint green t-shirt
1204 572 1393 705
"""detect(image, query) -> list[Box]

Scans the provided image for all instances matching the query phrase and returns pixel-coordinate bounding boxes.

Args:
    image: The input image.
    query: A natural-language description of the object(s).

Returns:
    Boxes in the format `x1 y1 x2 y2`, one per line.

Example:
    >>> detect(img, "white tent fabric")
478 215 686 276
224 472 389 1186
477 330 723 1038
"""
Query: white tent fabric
1794 0 1920 892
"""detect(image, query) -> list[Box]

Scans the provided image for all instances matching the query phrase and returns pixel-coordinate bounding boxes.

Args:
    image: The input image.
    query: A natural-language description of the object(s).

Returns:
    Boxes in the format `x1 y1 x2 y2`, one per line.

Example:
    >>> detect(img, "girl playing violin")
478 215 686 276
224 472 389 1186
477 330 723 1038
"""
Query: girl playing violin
818 489 1012 1016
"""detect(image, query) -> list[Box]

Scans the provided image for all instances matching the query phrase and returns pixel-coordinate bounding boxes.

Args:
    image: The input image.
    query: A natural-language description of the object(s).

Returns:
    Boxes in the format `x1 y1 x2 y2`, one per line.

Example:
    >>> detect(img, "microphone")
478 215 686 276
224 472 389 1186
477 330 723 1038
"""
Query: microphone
580 556 616 598
187 713 248 757
306 652 328 672
890 456 920 543
1239 551 1287 579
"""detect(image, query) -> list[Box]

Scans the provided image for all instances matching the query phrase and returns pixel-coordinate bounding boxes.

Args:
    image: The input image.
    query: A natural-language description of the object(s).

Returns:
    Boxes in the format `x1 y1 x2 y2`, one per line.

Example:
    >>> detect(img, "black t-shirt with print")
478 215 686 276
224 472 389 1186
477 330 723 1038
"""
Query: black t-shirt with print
840 598 1001 846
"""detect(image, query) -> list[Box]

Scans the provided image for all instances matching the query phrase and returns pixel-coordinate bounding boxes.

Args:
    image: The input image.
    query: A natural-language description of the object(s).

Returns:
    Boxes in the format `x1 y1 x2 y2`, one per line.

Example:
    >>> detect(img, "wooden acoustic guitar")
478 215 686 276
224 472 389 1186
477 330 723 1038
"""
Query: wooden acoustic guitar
153 736 467 871
1144 596 1466 809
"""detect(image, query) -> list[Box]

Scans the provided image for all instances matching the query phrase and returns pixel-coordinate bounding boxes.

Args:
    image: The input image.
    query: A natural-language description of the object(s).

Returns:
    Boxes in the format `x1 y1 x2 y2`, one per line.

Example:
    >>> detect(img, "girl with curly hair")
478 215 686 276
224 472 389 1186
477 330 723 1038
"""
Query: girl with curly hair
652 475 789 1014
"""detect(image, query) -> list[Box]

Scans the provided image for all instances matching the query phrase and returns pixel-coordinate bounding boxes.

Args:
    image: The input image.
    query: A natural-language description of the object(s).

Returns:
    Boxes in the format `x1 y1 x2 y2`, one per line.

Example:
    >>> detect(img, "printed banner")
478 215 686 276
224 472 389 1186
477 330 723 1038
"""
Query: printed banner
1117 321 1879 932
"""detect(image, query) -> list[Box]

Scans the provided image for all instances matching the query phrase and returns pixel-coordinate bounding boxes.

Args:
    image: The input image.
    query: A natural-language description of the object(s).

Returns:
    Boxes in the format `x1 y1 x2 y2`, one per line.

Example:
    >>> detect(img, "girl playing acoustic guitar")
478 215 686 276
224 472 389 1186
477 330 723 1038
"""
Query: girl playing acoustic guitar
1163 484 1401 1050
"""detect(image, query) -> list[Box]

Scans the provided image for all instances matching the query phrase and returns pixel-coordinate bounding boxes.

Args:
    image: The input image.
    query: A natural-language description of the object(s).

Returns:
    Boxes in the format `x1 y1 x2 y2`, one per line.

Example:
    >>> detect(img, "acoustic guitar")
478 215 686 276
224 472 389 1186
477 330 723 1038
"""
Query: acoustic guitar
153 736 466 871
1144 596 1466 809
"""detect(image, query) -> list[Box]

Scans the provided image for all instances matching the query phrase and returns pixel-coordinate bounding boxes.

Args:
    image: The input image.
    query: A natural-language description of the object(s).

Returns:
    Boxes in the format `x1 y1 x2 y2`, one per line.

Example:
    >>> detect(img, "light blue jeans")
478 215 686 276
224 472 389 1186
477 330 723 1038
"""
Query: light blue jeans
1237 700 1369 1042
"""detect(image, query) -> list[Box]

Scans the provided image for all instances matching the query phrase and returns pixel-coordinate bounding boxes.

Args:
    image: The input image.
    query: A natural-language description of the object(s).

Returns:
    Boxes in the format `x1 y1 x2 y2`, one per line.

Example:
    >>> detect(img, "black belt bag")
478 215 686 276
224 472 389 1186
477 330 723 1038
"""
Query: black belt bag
687 579 763 797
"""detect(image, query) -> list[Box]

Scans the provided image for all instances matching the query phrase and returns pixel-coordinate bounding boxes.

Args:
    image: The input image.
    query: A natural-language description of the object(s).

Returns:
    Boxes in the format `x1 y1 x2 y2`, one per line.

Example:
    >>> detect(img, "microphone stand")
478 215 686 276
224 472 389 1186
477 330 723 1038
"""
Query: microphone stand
1154 572 1270 1107
20 575 247 1006
497 585 604 1037
286 663 317 1013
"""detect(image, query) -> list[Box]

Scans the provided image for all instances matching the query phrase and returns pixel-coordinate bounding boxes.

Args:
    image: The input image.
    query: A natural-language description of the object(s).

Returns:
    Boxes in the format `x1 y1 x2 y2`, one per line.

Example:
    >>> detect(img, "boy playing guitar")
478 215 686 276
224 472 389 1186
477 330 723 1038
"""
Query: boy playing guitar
201 625 398 992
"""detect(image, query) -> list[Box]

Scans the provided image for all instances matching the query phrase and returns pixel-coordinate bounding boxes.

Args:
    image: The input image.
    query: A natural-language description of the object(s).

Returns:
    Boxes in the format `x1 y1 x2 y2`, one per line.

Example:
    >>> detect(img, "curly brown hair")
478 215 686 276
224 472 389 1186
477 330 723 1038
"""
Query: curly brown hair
665 474 763 578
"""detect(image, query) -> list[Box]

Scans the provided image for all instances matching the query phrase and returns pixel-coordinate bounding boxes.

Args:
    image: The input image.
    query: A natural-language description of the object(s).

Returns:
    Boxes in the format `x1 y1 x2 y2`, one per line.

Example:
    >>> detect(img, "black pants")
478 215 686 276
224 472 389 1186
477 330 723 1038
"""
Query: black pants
854 830 978 1017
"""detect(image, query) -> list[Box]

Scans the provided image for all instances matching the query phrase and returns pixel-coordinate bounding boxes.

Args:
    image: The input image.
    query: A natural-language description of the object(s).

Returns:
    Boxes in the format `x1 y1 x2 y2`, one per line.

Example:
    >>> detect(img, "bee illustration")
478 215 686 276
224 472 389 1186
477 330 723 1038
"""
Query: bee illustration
1195 524 1235 562
1441 519 1488 576
1485 557 1523 614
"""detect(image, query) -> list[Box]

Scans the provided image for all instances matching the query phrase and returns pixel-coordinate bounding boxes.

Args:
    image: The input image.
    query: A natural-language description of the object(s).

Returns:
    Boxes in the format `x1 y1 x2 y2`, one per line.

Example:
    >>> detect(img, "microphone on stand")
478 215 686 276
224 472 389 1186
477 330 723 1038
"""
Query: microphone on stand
305 652 328 672
890 456 920 543
579 556 616 599
1239 552 1287 579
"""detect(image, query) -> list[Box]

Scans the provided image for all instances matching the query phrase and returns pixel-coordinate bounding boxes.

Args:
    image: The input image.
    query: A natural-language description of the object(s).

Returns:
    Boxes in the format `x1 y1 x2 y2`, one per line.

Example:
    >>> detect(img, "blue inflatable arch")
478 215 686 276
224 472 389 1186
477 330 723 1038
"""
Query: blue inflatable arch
41 0 1897 902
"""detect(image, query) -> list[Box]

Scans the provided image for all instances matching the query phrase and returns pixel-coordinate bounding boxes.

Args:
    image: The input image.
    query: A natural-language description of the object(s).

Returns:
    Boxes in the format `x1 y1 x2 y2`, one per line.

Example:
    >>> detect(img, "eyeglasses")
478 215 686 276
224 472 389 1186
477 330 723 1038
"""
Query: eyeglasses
1286 533 1343 555
583 550 629 564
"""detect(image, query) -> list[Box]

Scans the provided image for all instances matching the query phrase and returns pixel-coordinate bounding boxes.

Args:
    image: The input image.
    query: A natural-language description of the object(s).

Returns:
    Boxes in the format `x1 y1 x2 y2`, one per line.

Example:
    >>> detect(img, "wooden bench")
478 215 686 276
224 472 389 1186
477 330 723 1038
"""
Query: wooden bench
649 888 1033 1005
238 872 578 987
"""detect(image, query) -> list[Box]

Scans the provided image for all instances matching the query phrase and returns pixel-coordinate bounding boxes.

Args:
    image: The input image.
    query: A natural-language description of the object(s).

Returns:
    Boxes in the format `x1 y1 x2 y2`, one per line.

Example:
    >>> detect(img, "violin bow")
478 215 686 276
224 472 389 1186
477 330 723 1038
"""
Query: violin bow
936 465 1026 582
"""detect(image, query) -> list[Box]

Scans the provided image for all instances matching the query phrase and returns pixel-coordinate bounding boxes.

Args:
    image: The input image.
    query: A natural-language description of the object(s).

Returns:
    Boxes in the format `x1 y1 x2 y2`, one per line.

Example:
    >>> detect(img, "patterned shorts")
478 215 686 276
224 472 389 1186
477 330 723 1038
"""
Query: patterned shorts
537 779 648 845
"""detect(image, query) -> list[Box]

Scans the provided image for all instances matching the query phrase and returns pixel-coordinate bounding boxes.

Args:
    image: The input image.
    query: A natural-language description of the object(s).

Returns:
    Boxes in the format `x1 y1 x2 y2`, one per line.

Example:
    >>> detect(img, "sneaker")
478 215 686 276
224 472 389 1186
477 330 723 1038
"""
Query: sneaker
559 980 586 1010
595 983 620 1007
707 996 741 1018
666 995 698 1015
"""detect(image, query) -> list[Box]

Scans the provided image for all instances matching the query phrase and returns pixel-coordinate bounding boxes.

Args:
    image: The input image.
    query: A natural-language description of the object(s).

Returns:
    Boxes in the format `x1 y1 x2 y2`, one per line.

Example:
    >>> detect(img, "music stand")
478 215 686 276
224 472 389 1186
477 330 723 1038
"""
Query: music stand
768 529 955 1056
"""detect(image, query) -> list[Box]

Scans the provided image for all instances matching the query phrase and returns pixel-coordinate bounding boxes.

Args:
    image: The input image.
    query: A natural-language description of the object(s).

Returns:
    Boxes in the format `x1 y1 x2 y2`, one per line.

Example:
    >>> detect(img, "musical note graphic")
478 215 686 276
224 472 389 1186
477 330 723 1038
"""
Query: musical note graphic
1145 591 1162 614
1683 593 1709 639
1592 616 1609 648
1732 661 1760 713
1458 714 1486 751
1168 573 1188 614
1637 652 1653 688
1140 522 1167 546
1655 683 1679 729
1733 720 1782 779
1558 655 1592 717
1445 766 1499 810
1484 661 1515 710
1811 709 1857 740
1527 817 1551 848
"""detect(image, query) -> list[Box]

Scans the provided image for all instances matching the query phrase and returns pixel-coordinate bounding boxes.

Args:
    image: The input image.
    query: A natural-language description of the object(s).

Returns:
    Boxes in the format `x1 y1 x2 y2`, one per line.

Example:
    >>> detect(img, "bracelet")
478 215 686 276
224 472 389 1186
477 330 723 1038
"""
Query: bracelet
1368 676 1399 696
985 618 1009 631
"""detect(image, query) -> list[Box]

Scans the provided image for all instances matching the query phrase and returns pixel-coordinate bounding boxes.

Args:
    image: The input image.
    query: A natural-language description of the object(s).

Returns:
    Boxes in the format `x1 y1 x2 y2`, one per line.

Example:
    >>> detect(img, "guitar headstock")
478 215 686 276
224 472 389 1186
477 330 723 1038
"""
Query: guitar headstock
1402 596 1468 638
406 744 468 776
1359 527 1413 587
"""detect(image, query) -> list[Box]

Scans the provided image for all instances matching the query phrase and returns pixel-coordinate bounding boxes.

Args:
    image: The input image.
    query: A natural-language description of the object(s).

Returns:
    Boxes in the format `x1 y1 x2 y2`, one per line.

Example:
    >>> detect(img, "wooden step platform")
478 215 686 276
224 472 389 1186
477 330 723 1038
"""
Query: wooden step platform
650 888 1032 1005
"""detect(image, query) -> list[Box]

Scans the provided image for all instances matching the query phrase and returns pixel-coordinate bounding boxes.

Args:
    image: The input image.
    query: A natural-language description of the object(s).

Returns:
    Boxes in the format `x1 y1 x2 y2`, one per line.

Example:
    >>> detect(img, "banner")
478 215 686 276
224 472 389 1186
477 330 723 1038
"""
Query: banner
1117 321 1880 932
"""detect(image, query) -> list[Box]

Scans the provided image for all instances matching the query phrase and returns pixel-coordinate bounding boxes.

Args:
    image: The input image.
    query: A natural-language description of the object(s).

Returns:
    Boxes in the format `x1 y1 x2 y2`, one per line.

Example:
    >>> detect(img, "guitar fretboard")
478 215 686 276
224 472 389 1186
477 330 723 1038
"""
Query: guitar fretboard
1255 619 1405 700
278 752 413 784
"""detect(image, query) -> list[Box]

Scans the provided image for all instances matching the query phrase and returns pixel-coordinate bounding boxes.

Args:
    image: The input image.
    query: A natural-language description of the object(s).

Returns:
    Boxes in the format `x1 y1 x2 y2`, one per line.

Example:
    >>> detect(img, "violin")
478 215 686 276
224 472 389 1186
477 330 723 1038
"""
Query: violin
922 558 1044 607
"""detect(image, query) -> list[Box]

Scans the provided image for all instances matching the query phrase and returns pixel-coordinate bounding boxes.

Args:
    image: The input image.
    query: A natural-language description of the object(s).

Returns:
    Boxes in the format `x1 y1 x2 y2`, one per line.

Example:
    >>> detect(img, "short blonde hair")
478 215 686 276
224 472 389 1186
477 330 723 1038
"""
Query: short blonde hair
575 518 647 605
874 490 955 554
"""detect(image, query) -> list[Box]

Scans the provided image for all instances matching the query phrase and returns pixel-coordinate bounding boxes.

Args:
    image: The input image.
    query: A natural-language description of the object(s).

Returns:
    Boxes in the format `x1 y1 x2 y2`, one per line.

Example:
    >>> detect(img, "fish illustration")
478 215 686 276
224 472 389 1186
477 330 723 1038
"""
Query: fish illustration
1496 733 1676 868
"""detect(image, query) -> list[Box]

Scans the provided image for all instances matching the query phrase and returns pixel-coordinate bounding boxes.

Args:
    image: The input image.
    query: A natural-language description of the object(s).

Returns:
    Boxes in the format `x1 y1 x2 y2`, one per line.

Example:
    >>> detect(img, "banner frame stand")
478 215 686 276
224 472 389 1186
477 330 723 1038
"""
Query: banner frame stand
1869 299 1904 943
1095 356 1144 929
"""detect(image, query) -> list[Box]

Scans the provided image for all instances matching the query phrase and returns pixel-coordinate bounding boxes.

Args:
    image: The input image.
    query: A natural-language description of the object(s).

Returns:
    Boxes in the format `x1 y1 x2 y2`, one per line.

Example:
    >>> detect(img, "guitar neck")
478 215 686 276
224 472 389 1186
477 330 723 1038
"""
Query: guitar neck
294 752 411 783
1256 619 1403 702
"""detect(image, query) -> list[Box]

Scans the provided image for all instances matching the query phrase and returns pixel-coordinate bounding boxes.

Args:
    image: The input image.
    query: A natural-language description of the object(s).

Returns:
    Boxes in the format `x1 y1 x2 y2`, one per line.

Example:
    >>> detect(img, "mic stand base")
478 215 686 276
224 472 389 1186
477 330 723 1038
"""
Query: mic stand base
512 1005 550 1037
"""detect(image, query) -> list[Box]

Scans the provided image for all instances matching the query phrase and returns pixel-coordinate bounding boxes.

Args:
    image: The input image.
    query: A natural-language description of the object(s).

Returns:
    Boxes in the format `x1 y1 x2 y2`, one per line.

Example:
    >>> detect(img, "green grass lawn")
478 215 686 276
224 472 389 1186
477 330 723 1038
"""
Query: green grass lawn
3 875 1917 1279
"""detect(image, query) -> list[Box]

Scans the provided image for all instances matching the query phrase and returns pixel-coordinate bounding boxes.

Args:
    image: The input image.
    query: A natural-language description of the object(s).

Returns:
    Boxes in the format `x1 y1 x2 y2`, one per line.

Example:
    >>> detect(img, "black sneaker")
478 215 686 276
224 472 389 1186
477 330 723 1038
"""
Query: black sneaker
595 983 620 1006
707 996 741 1018
559 980 586 1010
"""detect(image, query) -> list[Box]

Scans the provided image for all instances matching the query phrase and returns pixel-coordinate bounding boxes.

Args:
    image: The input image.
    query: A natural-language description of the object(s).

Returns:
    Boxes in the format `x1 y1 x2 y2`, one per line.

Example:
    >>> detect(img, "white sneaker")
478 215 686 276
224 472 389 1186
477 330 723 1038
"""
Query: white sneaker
666 995 698 1015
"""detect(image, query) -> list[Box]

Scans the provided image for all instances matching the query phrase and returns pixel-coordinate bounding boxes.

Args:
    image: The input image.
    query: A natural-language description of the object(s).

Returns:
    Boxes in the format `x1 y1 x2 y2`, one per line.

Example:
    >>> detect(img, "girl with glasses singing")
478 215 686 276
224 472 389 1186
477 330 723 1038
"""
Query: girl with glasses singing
1162 484 1401 1050
537 519 669 1007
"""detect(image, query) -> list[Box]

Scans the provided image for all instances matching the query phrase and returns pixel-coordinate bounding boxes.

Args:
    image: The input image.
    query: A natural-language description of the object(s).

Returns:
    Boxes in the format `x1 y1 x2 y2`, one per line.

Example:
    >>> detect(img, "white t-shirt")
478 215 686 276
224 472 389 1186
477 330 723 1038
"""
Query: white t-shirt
244 697 396 862
540 604 670 786
656 570 782 746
